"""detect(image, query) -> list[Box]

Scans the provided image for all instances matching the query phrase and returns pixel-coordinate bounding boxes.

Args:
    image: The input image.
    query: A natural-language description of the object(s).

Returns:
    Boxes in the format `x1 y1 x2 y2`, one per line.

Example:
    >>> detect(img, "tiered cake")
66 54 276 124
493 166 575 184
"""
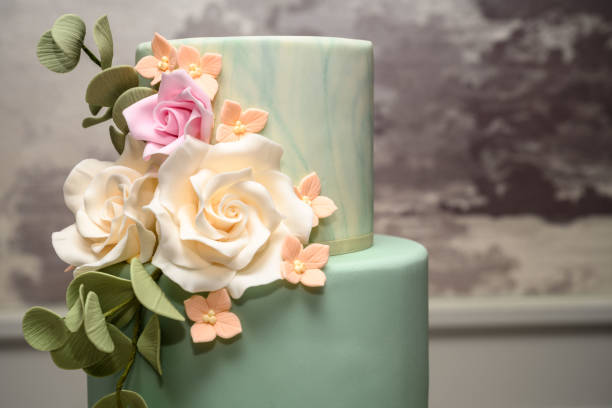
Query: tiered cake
24 14 427 408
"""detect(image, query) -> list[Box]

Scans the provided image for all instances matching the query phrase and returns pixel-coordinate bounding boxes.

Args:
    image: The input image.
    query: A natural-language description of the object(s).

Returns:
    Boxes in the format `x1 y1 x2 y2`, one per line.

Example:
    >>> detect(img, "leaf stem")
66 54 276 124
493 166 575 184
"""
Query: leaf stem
115 305 142 408
82 44 102 68
104 297 136 318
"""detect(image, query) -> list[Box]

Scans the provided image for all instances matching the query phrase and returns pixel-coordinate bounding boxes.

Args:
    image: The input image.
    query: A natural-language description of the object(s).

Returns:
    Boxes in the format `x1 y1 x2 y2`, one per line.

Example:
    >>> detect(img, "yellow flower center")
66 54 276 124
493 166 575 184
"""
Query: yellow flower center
293 259 306 274
301 195 312 205
233 120 247 135
202 309 216 325
157 56 170 72
188 63 202 78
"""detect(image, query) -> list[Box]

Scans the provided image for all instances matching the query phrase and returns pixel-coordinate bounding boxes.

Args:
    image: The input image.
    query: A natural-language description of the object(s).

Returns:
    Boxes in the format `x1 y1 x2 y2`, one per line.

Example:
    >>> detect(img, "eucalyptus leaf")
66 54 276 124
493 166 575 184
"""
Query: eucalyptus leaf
50 325 107 369
84 324 132 377
130 259 184 321
101 261 130 278
112 87 156 133
137 314 162 375
92 390 148 408
66 271 133 313
22 307 69 351
36 30 78 73
84 291 115 353
86 65 139 107
83 107 112 128
93 15 113 69
109 125 126 155
111 300 139 329
89 104 102 115
51 14 85 60
64 288 84 332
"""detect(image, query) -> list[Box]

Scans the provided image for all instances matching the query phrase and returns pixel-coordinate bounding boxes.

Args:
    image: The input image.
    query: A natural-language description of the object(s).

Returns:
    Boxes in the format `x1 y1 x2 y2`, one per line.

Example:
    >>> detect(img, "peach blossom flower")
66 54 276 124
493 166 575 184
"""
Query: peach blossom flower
177 45 222 99
215 100 268 143
281 235 329 287
184 289 242 343
294 172 338 227
134 33 178 85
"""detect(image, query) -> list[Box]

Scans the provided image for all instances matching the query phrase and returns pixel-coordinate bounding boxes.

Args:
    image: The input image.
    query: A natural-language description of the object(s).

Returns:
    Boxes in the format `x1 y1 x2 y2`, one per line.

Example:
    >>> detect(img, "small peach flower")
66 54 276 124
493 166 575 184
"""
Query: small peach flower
216 100 269 143
281 235 329 287
134 33 178 85
184 289 242 343
294 172 338 227
177 45 222 99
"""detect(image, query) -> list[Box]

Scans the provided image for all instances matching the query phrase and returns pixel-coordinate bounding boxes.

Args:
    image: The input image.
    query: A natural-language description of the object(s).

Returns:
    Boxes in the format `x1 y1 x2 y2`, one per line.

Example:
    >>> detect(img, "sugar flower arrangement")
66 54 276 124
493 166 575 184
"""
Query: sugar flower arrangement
24 14 337 408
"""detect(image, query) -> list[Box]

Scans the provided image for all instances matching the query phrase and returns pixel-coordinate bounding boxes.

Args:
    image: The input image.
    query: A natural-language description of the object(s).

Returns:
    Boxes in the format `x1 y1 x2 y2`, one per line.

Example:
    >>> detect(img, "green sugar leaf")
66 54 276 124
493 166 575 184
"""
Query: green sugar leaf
89 104 102 115
93 390 148 408
84 291 115 353
112 87 156 133
66 271 134 313
111 300 139 329
22 307 69 351
64 286 84 332
130 259 184 322
86 65 139 107
93 15 113 69
137 314 162 375
82 107 112 128
50 325 107 369
84 324 132 377
101 261 130 278
36 30 79 73
109 125 126 155
50 14 86 61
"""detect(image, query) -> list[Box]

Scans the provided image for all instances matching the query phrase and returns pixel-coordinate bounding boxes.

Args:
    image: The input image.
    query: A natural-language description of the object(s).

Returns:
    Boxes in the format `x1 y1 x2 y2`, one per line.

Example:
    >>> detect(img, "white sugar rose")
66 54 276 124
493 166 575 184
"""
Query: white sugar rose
52 136 158 273
148 134 313 298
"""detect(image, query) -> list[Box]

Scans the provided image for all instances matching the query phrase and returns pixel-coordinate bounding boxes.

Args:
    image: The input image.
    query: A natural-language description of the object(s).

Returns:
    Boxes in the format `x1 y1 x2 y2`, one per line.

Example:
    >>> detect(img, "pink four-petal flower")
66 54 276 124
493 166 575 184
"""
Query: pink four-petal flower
281 235 329 287
184 289 242 343
294 172 338 227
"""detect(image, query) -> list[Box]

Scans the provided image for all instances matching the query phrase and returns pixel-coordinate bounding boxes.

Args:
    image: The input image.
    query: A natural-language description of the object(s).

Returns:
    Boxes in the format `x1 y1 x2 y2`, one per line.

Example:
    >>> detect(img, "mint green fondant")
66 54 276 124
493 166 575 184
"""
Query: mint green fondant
322 231 374 255
88 235 428 408
136 37 374 252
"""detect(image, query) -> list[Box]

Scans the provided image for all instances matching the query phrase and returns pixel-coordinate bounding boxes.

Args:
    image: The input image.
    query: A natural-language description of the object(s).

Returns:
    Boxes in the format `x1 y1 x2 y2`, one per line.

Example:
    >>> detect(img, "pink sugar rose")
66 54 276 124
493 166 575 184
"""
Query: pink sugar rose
123 70 214 159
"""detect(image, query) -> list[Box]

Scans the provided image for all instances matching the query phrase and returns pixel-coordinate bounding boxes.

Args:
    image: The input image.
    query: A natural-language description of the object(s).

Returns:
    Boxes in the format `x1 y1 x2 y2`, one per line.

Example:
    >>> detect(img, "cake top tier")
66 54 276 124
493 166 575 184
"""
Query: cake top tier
136 36 374 254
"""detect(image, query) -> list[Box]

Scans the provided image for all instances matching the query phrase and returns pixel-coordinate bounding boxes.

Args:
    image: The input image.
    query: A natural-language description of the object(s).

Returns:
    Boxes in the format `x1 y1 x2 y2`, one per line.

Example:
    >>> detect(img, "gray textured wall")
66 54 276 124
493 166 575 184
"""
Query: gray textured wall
1 0 611 310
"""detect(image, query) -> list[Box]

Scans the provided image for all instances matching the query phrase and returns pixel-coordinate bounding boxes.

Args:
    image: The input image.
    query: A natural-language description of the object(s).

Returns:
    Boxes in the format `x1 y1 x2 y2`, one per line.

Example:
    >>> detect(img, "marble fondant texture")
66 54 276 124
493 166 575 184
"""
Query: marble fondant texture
88 235 429 408
136 36 374 253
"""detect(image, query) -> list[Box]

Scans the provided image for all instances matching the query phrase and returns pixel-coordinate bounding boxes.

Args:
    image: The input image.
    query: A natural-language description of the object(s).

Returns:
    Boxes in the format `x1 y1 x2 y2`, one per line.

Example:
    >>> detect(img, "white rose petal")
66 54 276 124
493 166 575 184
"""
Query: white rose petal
149 134 313 297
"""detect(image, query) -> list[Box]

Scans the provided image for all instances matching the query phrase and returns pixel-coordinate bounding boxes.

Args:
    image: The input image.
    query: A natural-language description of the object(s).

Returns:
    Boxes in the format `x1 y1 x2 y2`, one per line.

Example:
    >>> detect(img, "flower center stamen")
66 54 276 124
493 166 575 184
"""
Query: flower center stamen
301 195 312 205
188 63 202 78
202 309 216 325
157 56 170 72
293 259 306 274
233 120 247 135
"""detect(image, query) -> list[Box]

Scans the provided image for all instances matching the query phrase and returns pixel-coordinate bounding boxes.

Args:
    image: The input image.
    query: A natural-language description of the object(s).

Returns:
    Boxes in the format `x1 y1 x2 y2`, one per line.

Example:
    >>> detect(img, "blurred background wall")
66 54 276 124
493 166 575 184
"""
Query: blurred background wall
0 0 611 407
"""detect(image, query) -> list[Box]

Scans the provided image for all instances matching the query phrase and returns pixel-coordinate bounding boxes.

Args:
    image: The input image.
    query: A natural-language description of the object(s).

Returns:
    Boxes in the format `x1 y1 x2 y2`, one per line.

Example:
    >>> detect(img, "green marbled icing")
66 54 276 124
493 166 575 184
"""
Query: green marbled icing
88 235 428 407
136 37 374 251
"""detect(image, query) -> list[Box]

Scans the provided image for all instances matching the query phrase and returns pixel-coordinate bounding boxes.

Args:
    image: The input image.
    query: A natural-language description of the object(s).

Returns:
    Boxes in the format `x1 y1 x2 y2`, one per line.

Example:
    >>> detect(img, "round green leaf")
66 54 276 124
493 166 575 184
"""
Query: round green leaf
50 326 107 369
85 324 132 377
66 271 134 312
93 390 148 408
93 15 113 69
101 261 130 278
112 87 156 133
109 125 126 155
36 30 78 73
86 65 139 107
89 104 102 115
137 314 162 375
131 259 184 322
111 300 139 329
82 107 113 128
22 307 69 351
84 291 115 353
51 14 85 60
64 292 83 333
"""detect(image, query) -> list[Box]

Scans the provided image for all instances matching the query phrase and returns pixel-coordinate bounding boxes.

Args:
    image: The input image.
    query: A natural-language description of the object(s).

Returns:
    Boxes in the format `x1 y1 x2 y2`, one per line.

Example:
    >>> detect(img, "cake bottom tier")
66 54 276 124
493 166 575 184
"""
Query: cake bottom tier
88 234 429 408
